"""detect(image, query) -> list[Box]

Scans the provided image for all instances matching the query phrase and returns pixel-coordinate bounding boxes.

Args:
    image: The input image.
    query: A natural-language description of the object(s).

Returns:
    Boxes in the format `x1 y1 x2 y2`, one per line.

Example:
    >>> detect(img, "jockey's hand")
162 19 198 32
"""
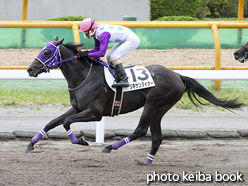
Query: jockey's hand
79 50 89 58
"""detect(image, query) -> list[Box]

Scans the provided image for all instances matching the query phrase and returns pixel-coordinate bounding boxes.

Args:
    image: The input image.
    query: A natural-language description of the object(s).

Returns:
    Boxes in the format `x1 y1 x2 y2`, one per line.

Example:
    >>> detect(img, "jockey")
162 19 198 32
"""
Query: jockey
79 18 140 88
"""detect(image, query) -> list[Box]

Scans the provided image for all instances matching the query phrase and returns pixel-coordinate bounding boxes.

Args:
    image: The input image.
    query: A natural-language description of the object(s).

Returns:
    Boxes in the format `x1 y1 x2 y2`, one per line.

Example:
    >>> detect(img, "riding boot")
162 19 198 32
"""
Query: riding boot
112 63 129 88
108 62 115 70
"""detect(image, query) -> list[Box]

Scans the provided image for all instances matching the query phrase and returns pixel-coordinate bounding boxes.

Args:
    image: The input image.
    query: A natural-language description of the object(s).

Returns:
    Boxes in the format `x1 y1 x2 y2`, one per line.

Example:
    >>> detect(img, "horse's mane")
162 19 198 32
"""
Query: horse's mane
63 42 102 65
63 43 84 55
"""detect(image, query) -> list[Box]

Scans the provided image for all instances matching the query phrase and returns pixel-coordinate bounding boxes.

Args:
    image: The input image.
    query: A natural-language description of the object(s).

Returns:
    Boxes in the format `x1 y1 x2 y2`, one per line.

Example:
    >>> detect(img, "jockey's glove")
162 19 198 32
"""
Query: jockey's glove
79 50 89 58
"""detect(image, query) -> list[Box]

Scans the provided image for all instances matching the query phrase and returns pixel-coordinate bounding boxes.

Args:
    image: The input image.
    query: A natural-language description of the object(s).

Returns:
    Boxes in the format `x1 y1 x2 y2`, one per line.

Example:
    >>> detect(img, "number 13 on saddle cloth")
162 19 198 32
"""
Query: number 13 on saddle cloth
104 66 155 92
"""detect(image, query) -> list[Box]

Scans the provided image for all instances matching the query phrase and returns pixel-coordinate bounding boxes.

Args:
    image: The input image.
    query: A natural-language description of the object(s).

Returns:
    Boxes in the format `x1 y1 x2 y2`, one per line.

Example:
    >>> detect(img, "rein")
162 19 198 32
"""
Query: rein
68 62 93 91
91 58 116 78
68 57 109 92
85 58 108 92
35 41 110 91
36 41 115 78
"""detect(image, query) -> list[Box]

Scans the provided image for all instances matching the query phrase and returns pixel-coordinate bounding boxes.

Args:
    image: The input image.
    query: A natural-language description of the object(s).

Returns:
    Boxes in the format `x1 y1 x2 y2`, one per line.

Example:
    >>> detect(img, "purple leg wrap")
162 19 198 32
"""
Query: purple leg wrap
112 137 131 150
67 129 78 144
32 129 47 144
146 154 155 164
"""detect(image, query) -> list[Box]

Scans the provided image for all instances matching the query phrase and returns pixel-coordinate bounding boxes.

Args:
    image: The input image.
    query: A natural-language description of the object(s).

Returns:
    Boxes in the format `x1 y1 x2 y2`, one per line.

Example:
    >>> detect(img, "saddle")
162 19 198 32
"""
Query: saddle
91 58 155 117
90 58 135 79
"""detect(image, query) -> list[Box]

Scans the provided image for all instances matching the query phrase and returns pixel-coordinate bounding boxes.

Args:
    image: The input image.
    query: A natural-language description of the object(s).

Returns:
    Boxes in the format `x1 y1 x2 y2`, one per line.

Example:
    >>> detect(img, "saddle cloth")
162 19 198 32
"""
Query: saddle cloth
104 66 155 92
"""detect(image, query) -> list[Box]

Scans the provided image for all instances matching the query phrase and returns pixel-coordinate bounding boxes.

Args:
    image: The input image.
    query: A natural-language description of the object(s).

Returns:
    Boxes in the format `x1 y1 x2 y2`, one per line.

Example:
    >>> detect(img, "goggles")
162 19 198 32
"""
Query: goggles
82 30 96 39
82 19 96 39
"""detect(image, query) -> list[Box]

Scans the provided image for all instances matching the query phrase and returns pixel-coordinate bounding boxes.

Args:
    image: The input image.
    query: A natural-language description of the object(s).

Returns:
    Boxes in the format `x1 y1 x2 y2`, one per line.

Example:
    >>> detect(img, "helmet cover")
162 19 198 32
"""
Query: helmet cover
80 18 98 32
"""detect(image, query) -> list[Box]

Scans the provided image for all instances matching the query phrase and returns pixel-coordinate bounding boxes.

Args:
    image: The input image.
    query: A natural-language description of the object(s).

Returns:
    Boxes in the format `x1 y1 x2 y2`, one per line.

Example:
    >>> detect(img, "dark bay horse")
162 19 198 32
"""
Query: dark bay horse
234 41 248 63
26 37 242 164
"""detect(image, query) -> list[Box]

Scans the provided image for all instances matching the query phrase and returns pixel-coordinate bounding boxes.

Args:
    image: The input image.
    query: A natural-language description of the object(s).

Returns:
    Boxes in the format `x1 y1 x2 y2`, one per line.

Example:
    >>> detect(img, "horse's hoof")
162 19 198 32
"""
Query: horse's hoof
102 148 111 153
134 158 150 165
78 138 89 146
102 145 112 153
26 141 34 153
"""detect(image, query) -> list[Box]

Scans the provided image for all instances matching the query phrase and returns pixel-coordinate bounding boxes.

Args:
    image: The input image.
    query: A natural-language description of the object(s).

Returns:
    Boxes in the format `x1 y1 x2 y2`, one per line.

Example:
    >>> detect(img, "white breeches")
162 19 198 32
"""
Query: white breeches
106 33 140 65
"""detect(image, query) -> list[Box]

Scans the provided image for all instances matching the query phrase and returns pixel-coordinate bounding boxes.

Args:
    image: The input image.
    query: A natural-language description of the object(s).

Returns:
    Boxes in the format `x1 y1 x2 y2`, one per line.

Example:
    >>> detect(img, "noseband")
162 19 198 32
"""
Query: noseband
240 45 248 60
35 41 78 72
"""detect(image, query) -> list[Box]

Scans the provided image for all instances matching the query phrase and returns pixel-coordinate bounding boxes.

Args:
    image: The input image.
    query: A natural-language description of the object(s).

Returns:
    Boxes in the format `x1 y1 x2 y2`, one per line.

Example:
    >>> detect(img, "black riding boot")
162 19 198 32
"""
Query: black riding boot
112 63 129 88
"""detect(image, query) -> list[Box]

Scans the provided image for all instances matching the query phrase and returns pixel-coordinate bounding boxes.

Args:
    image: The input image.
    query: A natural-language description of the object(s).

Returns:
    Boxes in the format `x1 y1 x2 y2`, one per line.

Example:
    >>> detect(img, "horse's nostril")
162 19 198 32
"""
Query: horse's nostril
27 68 33 74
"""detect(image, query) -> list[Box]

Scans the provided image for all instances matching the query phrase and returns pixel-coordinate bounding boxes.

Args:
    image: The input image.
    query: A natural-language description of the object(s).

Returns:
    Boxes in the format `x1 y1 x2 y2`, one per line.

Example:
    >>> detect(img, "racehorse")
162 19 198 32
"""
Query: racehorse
26 37 242 164
234 42 248 63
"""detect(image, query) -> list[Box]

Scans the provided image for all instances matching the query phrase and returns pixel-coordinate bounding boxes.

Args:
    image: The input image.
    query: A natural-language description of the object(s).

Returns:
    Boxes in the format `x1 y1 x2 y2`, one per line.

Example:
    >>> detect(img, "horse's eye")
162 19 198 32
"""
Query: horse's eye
43 50 51 58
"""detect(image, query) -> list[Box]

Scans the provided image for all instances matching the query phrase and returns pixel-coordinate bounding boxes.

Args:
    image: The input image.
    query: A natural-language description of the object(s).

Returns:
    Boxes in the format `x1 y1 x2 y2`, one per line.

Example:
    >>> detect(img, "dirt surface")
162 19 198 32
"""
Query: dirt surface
0 140 247 185
0 48 247 67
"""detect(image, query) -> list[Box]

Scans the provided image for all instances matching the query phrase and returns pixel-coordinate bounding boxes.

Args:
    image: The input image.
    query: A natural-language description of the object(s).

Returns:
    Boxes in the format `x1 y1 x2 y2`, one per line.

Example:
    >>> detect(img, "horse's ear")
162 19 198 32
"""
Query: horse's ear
54 38 64 46
54 36 58 41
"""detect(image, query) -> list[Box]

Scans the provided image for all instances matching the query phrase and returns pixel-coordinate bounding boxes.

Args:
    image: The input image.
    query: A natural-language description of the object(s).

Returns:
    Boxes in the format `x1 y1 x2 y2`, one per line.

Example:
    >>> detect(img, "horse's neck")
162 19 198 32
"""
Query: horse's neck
59 46 91 89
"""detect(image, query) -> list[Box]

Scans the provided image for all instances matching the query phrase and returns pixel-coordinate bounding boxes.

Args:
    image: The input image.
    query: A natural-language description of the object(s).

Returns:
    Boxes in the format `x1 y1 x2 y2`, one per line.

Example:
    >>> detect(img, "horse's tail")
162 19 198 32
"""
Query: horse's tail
179 75 243 110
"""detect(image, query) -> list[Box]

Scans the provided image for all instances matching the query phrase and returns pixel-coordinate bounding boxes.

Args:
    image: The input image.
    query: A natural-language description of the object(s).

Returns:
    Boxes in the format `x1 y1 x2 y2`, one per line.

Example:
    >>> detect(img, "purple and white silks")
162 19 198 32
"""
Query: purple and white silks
32 129 47 144
88 32 111 58
112 137 131 150
67 129 79 144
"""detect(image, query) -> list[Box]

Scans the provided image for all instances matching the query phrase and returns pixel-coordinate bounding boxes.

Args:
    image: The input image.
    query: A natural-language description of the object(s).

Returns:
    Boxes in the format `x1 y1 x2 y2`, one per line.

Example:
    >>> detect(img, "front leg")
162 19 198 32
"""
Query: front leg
63 107 102 144
26 107 80 153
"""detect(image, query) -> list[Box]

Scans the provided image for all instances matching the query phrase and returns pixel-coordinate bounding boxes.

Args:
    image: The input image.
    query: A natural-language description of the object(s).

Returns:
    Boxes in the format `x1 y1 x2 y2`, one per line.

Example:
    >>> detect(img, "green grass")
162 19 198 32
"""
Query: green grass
0 87 247 109
0 89 70 106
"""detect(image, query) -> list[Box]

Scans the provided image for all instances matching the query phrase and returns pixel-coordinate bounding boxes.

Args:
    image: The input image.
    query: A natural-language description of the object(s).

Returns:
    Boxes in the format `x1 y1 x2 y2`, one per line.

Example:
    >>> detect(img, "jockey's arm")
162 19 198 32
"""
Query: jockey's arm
89 37 100 53
88 32 111 58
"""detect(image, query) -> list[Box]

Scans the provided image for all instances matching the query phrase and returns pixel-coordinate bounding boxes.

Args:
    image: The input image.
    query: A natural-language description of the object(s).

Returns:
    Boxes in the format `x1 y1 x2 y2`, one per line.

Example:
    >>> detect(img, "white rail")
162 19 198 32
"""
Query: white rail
1 69 248 143
1 70 248 80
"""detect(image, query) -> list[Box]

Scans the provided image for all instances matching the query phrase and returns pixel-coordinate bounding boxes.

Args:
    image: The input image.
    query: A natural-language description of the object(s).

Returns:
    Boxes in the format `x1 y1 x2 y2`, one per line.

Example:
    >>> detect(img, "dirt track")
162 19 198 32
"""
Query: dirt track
0 140 247 185
0 48 247 67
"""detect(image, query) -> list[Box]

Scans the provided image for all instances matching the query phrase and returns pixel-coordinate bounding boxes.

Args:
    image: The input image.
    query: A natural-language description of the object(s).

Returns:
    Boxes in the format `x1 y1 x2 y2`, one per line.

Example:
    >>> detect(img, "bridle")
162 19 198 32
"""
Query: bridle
35 40 114 92
35 41 79 72
35 40 109 91
241 45 248 60
235 45 248 63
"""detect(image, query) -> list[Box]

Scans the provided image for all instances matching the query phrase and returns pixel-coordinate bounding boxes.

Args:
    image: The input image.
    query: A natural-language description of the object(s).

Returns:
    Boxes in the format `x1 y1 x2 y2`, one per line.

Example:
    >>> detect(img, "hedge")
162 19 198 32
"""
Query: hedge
154 16 200 21
47 16 87 21
150 0 203 20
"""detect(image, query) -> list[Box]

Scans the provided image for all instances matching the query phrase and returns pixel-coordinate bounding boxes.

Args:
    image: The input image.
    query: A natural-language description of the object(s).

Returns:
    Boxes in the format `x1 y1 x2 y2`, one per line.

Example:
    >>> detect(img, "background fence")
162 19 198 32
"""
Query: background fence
1 27 247 49
1 20 248 89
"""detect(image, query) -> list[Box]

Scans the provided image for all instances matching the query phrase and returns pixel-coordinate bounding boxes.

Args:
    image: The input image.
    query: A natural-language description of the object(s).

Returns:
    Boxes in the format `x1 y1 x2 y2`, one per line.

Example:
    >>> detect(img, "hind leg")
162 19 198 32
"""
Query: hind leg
102 102 179 165
102 82 184 163
145 101 184 164
145 117 163 164
102 103 155 153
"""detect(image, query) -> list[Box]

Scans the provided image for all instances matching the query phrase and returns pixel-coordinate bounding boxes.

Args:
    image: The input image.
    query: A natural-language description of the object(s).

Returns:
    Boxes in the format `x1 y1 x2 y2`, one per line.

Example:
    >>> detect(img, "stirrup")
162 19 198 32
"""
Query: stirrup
112 80 129 88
